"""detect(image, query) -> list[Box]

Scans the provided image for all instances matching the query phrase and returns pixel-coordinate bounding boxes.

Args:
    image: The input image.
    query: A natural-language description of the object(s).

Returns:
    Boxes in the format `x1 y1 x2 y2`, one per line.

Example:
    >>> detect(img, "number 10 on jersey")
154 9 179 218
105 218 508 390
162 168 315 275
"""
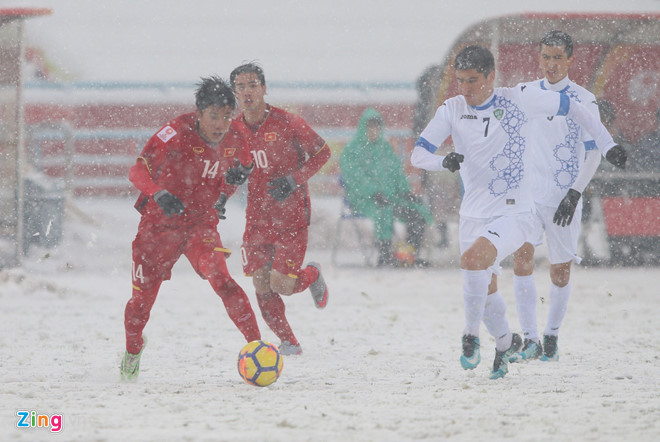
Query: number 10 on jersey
250 150 268 169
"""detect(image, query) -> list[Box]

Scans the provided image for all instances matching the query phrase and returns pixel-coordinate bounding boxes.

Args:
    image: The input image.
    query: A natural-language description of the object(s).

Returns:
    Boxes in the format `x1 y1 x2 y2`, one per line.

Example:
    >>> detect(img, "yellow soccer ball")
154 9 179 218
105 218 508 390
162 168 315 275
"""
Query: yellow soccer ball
237 340 284 387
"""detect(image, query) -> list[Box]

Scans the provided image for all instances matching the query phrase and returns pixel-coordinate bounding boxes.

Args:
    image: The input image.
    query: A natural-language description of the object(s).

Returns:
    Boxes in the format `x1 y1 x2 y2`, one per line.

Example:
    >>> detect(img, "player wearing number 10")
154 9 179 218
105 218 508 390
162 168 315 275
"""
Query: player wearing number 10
230 63 331 356
121 76 261 380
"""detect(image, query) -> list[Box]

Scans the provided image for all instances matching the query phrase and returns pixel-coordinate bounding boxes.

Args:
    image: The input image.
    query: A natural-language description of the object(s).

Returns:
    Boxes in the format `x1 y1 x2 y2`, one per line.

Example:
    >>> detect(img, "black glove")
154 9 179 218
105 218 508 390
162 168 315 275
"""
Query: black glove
605 145 627 169
225 162 254 185
442 152 464 172
267 175 297 201
214 193 227 220
553 189 581 227
153 190 185 217
371 192 390 207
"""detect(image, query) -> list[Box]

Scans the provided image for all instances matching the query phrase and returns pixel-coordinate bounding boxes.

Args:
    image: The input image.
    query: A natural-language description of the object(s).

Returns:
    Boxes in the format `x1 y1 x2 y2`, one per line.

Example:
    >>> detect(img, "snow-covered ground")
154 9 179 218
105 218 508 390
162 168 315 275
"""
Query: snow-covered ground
1 196 659 441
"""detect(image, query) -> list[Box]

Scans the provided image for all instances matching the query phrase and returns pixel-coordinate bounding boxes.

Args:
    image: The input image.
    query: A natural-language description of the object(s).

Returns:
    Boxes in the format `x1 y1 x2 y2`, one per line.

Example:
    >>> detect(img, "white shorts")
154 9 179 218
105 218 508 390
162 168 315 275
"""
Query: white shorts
529 203 582 265
459 211 538 275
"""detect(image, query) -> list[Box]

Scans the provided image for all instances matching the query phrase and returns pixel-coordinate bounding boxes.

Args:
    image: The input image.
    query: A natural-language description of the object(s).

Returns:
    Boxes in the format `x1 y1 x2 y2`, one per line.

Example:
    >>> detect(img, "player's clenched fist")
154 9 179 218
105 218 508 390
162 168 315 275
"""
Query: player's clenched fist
267 175 297 201
153 190 185 217
442 152 464 172
225 162 254 185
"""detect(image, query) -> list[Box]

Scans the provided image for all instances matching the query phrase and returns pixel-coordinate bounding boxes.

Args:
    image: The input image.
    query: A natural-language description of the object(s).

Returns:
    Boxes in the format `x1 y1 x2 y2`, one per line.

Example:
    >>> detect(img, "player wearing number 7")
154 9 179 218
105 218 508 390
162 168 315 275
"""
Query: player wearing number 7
230 63 331 356
121 76 261 380
411 46 623 379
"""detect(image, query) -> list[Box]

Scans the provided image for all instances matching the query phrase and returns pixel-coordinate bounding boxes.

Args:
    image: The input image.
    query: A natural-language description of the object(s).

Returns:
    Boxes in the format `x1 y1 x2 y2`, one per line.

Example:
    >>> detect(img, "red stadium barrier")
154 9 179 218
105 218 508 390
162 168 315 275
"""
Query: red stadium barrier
24 98 416 197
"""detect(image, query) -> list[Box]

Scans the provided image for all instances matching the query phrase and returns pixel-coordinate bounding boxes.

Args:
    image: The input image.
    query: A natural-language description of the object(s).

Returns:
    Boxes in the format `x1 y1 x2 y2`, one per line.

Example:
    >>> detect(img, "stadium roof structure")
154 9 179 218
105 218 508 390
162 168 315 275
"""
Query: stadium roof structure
0 7 51 25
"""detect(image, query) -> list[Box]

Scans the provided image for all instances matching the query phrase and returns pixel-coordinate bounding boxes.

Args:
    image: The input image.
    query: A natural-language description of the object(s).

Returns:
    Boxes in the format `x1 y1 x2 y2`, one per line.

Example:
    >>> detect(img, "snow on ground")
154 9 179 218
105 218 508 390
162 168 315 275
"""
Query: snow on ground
1 196 659 441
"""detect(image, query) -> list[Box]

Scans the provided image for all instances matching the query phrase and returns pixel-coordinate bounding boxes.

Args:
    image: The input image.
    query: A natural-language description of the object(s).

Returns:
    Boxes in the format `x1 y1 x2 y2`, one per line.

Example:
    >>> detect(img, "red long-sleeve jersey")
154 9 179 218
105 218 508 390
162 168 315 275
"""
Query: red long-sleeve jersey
235 106 330 231
130 113 250 227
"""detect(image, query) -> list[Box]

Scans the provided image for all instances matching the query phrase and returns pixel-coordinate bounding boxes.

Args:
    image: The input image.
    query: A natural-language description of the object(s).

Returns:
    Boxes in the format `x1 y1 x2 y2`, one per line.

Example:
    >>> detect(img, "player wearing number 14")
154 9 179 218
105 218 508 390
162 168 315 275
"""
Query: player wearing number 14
121 76 261 380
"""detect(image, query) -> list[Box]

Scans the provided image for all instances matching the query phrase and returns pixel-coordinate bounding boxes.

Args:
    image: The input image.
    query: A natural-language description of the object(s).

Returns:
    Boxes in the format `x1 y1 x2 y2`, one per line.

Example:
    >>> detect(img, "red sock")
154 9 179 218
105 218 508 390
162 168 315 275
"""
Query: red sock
293 265 318 294
124 283 160 354
213 279 261 342
256 291 298 345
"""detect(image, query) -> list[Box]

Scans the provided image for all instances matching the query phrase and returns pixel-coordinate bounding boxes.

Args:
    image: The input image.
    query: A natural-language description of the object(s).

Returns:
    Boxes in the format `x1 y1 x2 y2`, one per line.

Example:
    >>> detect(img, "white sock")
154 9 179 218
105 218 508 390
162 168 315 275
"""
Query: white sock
482 291 510 341
495 332 513 352
544 282 571 335
461 269 489 337
514 274 539 341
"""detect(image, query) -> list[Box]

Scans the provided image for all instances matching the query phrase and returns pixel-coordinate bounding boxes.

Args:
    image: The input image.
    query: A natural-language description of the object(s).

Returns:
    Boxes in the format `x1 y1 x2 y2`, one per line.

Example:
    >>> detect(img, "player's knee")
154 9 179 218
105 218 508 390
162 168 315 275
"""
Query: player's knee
460 249 488 270
550 263 571 287
252 278 270 294
269 271 296 296
461 237 496 270
251 267 271 294
198 251 233 289
126 283 160 317
513 242 535 272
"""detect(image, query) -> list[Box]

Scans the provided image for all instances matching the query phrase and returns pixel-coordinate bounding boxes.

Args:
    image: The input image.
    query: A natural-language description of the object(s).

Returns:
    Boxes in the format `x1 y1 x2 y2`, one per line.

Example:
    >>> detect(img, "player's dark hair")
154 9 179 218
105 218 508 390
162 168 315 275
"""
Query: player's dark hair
454 45 495 76
540 30 574 58
195 76 236 111
230 62 266 89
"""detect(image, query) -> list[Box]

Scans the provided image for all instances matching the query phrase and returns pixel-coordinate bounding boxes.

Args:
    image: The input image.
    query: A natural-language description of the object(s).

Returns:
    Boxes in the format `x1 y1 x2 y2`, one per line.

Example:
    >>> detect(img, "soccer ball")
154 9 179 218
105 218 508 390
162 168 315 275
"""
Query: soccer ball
237 340 284 387
393 242 416 267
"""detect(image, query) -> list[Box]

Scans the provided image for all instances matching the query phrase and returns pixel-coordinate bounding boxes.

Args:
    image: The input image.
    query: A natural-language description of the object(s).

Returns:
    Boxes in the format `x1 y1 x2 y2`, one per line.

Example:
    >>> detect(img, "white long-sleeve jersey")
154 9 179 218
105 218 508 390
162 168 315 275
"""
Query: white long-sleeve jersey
411 83 615 219
525 76 601 208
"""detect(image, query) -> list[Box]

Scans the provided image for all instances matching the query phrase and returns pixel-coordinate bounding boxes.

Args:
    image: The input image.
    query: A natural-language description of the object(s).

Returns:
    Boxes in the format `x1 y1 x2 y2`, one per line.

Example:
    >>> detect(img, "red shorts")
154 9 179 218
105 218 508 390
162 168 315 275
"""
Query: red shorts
241 223 308 277
132 217 231 290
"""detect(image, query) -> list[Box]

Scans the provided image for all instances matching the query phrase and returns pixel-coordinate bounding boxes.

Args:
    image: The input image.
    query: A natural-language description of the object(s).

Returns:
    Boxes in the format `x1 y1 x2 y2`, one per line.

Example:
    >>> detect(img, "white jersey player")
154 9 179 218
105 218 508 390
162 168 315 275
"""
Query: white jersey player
510 31 627 364
410 45 623 379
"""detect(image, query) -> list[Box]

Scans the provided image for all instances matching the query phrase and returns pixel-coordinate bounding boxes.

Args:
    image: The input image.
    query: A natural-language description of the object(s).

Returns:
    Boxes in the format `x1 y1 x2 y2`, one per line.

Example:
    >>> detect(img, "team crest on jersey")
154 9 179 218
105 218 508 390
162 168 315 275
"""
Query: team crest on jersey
286 259 296 268
203 237 216 244
193 146 205 154
265 132 277 142
493 109 504 120
223 147 236 157
157 125 177 142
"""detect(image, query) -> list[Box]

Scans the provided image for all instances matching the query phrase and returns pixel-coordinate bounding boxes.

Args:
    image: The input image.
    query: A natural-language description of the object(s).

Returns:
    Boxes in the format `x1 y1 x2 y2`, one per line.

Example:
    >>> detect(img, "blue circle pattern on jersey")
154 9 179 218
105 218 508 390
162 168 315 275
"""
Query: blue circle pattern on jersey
553 90 581 190
488 96 528 196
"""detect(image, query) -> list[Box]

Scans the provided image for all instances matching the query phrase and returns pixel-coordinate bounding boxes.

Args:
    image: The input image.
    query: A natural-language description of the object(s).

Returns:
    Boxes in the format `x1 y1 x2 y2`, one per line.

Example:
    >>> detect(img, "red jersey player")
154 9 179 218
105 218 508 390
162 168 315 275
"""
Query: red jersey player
230 63 330 355
121 76 260 380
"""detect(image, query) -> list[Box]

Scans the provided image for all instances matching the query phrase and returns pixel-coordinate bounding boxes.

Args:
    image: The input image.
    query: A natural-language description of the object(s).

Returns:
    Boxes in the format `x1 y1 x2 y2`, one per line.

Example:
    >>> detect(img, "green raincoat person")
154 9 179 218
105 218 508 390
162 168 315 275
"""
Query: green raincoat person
339 108 433 266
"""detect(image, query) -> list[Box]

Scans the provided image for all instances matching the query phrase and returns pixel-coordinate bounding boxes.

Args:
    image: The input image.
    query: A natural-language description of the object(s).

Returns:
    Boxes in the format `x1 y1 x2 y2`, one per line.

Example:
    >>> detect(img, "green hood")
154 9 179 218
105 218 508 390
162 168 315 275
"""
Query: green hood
339 108 411 202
